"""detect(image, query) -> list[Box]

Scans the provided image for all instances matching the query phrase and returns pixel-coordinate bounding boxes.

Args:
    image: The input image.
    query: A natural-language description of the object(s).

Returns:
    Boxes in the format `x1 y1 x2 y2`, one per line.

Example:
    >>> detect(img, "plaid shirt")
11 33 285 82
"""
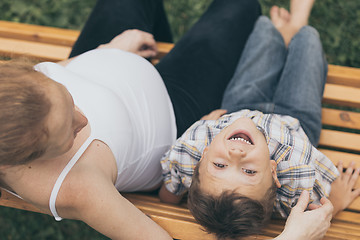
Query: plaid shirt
160 109 339 217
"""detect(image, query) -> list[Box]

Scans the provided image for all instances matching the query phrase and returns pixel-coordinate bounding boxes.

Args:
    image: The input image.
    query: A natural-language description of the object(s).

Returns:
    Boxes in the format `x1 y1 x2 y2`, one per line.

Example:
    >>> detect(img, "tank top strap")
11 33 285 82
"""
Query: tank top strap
49 136 94 221
2 188 23 200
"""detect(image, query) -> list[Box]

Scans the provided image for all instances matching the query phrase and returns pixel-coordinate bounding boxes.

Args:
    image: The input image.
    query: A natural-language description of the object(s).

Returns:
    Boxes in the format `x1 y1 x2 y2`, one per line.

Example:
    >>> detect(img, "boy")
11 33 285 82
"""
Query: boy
159 0 360 239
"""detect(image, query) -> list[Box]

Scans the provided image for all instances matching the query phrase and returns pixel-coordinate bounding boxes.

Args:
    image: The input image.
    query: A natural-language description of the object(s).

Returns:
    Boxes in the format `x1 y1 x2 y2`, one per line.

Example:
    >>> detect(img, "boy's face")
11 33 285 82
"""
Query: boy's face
198 117 281 200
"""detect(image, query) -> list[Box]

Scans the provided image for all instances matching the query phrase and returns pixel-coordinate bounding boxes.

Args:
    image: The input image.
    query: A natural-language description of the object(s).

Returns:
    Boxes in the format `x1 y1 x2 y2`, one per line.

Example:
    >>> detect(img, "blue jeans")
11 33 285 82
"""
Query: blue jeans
221 16 328 146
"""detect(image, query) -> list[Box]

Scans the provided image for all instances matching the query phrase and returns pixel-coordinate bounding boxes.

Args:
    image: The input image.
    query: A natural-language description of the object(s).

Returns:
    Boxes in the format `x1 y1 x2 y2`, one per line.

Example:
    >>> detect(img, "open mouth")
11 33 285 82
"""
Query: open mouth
228 131 253 145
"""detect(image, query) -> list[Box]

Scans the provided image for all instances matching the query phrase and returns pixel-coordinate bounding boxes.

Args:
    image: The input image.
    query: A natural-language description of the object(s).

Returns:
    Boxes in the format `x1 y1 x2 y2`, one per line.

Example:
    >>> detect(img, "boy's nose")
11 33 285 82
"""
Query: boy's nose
229 147 246 160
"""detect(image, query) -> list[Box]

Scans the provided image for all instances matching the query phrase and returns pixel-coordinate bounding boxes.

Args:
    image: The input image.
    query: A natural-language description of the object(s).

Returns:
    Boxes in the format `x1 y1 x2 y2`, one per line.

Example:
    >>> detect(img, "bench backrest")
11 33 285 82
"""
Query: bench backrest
0 21 360 239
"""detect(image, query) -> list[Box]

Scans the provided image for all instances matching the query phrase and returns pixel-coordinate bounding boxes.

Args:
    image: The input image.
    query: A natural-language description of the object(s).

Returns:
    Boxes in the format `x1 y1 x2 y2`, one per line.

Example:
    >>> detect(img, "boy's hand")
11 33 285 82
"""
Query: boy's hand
329 161 360 215
98 29 158 58
159 184 183 204
276 190 333 240
200 109 227 120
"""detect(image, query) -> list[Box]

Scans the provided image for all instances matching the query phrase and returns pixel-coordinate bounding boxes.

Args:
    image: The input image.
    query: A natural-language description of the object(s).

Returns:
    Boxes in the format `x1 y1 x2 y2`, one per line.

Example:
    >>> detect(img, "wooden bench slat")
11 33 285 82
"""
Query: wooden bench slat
327 64 360 88
322 108 360 130
347 198 360 212
0 189 42 213
320 149 360 166
333 211 360 224
330 221 360 234
319 129 360 152
0 37 70 61
323 83 360 108
0 20 79 47
150 215 216 240
1 20 360 240
0 36 172 62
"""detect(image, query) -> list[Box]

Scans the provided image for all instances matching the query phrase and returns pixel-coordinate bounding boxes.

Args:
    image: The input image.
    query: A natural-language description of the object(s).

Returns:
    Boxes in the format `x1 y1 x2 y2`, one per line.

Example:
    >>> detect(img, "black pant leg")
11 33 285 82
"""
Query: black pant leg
156 0 261 136
70 0 172 57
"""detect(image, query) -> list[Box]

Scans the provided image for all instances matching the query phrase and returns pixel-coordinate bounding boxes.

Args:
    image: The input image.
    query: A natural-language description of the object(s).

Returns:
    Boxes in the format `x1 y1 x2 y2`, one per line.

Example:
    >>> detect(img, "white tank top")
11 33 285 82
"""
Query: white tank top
34 49 176 220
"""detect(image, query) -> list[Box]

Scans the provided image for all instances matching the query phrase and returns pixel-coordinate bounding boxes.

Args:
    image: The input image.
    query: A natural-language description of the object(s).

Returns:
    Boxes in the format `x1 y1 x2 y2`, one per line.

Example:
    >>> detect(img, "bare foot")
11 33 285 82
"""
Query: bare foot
270 0 315 47
290 0 315 28
270 6 291 29
270 6 294 47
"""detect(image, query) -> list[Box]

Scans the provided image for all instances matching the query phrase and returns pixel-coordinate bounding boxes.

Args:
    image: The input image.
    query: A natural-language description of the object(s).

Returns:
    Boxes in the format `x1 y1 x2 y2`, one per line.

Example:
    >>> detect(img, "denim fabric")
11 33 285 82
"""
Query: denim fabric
221 16 328 145
156 0 261 136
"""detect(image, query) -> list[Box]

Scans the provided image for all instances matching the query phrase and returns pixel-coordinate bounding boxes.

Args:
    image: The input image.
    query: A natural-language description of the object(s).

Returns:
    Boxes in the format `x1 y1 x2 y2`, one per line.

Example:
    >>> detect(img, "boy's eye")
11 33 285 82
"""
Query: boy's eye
242 168 257 175
213 163 227 168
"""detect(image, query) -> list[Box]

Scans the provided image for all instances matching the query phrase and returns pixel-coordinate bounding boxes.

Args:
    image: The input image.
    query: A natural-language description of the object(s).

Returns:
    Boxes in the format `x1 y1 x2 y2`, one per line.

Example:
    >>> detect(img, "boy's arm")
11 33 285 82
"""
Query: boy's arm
329 161 360 215
159 183 184 204
159 120 210 204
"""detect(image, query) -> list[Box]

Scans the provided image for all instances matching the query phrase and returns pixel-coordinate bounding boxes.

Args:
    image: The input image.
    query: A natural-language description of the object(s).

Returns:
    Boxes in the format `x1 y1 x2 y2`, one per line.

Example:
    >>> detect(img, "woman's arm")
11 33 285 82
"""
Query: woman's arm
57 29 157 67
275 191 333 240
57 168 171 240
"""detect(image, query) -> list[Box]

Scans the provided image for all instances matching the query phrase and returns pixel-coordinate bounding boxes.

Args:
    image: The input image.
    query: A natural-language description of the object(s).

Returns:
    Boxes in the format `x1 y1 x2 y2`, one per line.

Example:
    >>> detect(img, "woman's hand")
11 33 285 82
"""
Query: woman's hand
98 29 158 58
275 190 333 240
200 109 227 120
329 161 360 215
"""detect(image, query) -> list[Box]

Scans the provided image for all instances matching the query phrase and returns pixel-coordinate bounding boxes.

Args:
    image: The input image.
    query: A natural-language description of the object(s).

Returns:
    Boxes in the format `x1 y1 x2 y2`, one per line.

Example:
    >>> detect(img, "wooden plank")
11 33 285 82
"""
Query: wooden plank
322 108 360 130
334 211 360 224
0 37 70 61
319 129 360 152
156 42 174 58
327 64 360 88
150 215 216 240
0 188 42 213
1 19 360 240
330 221 360 235
0 20 79 47
320 149 360 167
348 197 360 212
0 37 172 62
323 84 360 108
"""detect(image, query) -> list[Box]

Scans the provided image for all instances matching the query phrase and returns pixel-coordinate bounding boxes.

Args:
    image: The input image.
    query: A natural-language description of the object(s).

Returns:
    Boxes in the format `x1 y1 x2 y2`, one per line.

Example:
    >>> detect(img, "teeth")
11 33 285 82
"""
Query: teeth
229 137 251 145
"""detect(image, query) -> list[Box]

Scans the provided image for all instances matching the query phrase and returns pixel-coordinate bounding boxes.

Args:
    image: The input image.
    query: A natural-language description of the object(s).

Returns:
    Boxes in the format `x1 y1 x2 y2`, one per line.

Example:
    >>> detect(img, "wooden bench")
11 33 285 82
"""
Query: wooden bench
0 20 360 240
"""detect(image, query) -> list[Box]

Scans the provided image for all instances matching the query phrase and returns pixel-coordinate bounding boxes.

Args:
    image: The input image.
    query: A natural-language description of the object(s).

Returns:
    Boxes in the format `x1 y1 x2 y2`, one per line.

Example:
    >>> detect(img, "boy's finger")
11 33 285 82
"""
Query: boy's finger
293 190 310 212
337 160 343 175
344 162 355 181
308 203 321 210
351 188 360 199
349 168 360 187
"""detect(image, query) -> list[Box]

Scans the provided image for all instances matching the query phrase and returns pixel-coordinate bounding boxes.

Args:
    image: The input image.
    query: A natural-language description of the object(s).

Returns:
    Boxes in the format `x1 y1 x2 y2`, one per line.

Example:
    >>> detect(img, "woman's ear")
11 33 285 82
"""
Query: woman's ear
270 160 281 188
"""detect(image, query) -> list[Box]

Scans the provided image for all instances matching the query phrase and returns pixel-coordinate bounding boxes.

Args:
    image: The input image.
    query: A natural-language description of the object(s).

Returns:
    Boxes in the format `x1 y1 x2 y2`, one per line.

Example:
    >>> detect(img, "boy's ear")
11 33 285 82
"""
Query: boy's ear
199 147 208 162
270 160 281 188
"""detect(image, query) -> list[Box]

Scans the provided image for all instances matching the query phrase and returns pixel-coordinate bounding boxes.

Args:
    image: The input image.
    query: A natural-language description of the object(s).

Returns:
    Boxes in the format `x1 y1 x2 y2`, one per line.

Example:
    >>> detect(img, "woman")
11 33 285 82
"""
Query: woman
0 0 260 239
0 0 333 239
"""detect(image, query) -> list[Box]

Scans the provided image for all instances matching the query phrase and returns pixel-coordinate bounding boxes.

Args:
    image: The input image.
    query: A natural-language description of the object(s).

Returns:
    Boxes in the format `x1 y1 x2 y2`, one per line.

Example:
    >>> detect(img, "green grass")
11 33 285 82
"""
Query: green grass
0 207 109 240
0 0 359 239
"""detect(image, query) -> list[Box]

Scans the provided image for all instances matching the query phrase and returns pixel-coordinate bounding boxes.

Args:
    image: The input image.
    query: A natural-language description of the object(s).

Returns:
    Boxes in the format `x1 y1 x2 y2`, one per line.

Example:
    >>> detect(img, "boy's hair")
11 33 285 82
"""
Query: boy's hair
188 162 277 240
